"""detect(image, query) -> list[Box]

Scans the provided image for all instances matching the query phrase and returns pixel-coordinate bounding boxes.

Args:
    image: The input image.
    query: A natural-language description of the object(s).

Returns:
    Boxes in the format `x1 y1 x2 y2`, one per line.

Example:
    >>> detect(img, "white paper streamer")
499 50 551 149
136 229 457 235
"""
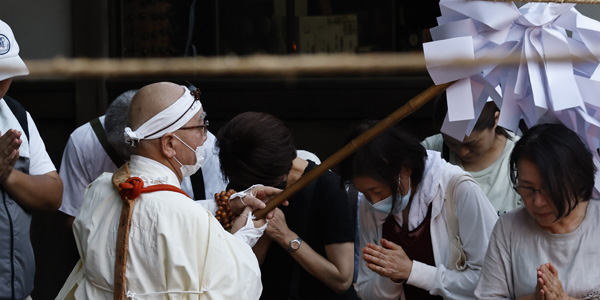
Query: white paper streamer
424 0 600 195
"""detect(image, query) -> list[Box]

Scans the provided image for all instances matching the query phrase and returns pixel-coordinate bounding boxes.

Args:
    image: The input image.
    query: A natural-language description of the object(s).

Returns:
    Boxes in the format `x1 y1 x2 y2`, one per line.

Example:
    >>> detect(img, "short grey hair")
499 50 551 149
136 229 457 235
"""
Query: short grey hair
105 90 137 160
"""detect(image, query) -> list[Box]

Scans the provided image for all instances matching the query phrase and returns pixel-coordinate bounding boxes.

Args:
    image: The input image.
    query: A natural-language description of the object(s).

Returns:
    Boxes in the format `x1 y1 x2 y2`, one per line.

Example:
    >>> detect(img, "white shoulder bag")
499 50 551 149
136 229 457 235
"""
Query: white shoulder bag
444 173 477 271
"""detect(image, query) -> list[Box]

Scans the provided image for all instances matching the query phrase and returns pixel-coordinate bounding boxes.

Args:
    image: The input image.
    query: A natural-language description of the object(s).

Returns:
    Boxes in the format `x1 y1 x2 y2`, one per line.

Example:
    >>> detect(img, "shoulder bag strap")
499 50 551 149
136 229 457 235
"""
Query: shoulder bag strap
90 117 126 168
445 173 476 271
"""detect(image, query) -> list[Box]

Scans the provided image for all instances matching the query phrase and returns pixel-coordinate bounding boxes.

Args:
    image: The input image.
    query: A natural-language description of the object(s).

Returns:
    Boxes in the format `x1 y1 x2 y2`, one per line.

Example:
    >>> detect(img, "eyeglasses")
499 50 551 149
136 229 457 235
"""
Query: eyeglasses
179 120 209 136
513 186 546 200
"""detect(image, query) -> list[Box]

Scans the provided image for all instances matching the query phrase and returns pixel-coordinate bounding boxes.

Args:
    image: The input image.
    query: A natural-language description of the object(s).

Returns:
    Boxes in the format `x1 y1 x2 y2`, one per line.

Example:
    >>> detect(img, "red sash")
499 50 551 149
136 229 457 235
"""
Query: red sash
113 177 189 300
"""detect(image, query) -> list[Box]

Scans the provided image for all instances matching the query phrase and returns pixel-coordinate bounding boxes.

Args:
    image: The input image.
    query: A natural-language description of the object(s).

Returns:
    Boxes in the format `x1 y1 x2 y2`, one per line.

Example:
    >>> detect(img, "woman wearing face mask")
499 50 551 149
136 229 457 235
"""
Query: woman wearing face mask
422 95 521 216
339 122 498 300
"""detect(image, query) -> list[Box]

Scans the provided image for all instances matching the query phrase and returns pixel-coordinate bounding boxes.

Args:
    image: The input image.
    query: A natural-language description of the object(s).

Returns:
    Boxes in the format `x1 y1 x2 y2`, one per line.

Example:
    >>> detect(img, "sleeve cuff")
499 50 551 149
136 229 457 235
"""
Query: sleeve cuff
406 260 437 292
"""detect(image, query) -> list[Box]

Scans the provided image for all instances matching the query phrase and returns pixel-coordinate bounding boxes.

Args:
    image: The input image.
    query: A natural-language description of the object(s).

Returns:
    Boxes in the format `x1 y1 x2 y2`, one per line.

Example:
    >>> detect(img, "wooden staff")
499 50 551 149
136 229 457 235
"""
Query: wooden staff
254 81 455 219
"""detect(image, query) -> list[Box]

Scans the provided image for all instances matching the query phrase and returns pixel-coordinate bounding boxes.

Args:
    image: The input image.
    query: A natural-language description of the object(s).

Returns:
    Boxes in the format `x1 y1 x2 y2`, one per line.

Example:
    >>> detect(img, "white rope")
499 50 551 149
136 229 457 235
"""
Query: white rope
16 54 425 78
88 281 209 299
10 52 597 79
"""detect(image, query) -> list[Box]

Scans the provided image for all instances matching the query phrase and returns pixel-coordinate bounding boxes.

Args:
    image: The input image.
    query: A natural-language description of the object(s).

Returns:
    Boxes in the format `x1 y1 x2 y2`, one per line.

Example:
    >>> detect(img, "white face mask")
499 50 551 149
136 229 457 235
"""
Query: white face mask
371 178 412 214
372 186 411 214
172 134 205 177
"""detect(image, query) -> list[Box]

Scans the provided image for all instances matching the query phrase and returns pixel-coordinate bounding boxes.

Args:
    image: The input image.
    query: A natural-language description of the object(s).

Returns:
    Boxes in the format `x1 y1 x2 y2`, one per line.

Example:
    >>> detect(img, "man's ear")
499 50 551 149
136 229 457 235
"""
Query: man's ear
160 133 177 158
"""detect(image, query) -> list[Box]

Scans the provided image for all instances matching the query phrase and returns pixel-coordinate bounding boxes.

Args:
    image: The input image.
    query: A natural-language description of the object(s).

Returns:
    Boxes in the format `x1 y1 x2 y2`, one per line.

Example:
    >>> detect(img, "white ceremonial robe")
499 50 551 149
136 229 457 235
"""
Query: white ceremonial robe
56 155 262 300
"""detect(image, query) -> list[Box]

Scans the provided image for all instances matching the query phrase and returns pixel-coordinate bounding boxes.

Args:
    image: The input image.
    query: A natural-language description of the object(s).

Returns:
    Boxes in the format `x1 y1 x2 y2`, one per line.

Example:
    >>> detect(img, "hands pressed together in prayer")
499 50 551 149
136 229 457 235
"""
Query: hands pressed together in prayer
363 238 413 283
0 129 22 184
532 263 574 300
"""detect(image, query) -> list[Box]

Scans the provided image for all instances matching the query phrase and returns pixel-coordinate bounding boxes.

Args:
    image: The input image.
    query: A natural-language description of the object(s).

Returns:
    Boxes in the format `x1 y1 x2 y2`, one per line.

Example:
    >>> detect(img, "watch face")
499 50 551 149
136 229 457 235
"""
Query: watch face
291 240 300 249
288 238 302 253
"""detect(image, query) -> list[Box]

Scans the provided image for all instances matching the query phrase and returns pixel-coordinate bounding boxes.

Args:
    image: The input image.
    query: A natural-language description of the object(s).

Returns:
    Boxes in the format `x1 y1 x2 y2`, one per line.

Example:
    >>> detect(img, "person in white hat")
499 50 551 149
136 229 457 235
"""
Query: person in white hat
0 19 63 299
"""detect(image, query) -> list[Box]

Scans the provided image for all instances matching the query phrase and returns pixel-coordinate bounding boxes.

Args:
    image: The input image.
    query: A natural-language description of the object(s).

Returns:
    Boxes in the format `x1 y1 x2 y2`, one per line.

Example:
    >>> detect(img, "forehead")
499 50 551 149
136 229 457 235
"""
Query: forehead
516 158 542 182
352 176 386 191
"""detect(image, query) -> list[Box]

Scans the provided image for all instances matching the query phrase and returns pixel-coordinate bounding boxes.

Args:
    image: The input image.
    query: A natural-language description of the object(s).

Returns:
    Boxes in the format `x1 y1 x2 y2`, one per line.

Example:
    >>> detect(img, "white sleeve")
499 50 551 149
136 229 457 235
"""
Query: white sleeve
406 180 498 299
26 112 56 175
355 201 404 300
58 134 94 217
475 218 514 300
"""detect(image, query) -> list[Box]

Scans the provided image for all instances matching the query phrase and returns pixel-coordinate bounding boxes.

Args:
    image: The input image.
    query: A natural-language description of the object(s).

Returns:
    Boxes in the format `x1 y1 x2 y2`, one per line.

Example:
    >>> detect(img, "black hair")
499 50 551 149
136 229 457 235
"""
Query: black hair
510 123 596 219
105 89 137 160
216 112 297 190
339 122 427 213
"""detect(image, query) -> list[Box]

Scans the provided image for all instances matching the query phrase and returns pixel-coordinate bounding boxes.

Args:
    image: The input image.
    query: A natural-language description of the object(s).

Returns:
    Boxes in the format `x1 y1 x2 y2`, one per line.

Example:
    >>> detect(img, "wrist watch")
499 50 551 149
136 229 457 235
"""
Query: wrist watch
287 237 302 253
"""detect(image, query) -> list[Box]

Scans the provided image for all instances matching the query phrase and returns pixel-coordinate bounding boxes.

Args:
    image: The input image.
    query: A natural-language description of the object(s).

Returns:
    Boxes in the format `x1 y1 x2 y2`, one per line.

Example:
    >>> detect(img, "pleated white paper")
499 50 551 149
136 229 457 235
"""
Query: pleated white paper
424 1 600 194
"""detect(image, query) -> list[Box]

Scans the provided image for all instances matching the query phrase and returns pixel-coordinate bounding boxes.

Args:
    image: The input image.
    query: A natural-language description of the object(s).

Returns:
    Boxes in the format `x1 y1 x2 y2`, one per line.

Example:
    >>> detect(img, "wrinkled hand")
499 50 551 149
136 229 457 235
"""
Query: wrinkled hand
533 266 545 300
230 185 288 216
0 130 22 184
264 208 293 245
363 238 413 283
538 263 568 300
231 206 267 233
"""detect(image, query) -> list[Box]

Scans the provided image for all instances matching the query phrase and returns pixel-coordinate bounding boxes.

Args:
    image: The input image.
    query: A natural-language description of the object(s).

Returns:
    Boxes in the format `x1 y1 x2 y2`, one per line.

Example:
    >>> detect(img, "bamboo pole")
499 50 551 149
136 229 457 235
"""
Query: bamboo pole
254 81 455 219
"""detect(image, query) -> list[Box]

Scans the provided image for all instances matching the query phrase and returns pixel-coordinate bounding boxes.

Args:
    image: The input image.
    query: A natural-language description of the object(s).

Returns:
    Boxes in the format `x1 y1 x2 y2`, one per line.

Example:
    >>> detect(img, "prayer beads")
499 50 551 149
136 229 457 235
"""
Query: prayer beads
215 189 235 230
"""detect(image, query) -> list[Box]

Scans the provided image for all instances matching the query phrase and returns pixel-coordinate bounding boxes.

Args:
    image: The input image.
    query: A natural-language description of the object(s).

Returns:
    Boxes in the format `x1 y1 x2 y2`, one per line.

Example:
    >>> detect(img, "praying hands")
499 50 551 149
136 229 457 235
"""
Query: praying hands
363 238 413 283
536 263 578 300
0 129 22 183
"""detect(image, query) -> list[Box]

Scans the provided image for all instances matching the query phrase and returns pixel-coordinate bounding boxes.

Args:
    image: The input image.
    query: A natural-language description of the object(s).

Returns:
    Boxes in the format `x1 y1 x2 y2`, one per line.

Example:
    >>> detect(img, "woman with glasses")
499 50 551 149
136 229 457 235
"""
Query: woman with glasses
339 122 498 300
475 123 600 299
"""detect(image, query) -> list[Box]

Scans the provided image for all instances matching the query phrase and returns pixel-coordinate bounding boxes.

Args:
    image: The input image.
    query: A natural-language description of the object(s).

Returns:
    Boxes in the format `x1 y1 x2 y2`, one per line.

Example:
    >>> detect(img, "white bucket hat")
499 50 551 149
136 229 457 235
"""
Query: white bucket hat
0 19 29 81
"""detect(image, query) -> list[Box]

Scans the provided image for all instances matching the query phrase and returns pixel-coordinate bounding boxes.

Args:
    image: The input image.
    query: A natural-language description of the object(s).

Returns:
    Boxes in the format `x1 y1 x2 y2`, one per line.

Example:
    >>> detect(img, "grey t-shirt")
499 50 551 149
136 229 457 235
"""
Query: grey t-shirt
475 200 600 299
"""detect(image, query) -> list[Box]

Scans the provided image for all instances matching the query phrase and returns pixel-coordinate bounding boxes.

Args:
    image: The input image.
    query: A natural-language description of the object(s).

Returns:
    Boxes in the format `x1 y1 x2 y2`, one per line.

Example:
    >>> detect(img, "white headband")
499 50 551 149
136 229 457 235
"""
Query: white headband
124 85 202 144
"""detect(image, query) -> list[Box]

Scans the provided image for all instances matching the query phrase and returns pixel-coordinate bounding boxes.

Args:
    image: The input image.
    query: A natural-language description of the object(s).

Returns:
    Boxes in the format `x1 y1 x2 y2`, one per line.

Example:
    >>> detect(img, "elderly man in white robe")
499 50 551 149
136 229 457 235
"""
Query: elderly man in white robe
57 82 277 299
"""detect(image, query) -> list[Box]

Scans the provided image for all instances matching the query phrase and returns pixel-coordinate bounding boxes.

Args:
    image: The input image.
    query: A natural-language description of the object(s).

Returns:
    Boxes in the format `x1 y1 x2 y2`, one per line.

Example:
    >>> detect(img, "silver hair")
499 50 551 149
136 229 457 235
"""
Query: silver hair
105 90 137 160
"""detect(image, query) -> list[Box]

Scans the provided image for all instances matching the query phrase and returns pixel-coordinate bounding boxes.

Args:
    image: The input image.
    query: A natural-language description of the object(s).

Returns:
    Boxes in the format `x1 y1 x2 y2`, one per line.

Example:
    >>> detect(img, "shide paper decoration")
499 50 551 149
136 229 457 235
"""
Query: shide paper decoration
424 0 600 194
